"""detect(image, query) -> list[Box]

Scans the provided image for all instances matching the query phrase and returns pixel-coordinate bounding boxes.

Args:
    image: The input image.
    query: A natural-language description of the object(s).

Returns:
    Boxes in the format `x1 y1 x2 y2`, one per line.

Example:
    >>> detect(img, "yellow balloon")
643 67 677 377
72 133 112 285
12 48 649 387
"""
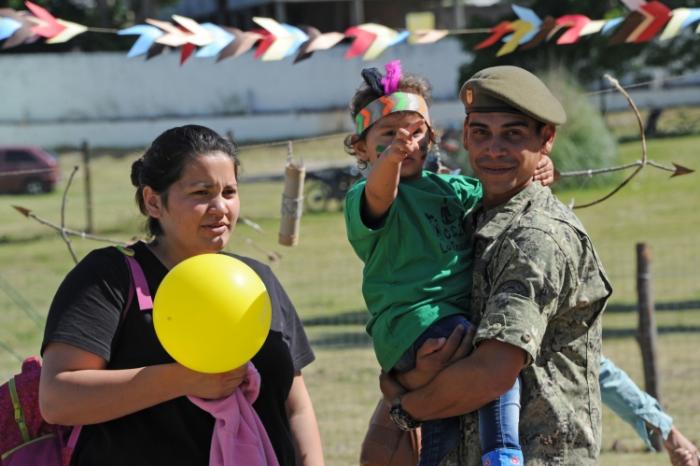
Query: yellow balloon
153 254 272 373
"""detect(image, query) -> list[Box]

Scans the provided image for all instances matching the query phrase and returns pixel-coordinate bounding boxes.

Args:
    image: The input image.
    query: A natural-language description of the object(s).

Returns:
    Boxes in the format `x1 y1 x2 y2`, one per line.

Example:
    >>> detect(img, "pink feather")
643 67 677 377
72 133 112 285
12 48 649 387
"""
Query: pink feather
382 60 402 95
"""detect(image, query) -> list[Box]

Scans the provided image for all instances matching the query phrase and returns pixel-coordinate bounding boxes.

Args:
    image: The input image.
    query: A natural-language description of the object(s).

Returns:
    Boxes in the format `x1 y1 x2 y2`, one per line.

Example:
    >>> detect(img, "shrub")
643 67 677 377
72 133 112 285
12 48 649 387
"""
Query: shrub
543 69 620 190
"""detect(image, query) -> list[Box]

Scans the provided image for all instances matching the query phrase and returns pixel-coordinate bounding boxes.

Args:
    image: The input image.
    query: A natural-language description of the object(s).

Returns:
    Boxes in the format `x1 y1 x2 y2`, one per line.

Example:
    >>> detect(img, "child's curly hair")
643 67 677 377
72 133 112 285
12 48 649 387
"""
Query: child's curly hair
343 74 434 167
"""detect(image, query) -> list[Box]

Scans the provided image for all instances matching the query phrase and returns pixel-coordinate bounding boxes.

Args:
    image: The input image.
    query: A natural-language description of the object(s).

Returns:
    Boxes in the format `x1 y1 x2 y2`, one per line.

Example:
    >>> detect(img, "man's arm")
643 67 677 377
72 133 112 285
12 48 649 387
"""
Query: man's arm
397 339 526 421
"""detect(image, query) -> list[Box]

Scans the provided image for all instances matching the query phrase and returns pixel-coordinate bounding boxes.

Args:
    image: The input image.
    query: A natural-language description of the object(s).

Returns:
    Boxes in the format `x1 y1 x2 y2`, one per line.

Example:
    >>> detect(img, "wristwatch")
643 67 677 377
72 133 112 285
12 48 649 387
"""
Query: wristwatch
389 395 422 431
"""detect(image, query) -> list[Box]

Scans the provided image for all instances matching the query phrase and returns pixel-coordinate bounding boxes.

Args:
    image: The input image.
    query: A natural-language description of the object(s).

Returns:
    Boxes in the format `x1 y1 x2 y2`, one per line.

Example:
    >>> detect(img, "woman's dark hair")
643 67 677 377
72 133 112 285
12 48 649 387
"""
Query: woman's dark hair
130 124 240 237
343 74 434 162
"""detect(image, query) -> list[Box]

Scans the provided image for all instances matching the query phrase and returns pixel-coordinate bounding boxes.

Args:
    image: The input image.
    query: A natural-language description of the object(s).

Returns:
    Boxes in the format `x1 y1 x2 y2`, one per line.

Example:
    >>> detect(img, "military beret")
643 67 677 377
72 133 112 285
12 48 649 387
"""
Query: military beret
459 65 567 125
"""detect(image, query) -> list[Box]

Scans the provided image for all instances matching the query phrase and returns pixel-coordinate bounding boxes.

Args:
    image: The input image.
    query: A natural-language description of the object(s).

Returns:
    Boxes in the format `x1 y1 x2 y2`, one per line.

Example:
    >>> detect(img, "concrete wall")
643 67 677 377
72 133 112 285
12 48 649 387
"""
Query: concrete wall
0 39 470 148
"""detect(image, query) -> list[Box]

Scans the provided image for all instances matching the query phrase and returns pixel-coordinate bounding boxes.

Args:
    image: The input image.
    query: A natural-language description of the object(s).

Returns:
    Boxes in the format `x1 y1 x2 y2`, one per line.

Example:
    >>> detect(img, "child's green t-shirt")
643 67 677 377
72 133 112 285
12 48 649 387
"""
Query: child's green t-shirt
344 170 482 370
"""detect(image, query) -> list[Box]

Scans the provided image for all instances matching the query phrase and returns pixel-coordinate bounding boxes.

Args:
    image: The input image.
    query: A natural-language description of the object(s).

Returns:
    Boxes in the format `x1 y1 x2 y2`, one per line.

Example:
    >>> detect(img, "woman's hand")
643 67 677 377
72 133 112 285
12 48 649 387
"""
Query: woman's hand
533 155 556 186
181 364 248 400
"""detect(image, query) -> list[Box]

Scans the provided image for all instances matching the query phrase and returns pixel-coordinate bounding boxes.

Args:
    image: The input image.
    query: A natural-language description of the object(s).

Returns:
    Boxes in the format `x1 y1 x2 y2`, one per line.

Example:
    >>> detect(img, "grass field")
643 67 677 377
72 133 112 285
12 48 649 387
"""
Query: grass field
0 128 698 465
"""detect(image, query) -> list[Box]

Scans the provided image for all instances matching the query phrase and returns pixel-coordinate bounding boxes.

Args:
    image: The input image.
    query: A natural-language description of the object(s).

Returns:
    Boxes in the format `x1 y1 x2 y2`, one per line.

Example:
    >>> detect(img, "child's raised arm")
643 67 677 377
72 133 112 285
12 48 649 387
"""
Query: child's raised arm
362 119 424 223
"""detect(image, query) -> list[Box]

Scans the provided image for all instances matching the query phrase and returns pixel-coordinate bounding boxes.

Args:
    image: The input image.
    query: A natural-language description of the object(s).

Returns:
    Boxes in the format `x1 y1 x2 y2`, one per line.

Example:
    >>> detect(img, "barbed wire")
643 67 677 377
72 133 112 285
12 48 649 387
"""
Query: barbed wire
237 131 347 152
0 273 44 328
585 71 700 97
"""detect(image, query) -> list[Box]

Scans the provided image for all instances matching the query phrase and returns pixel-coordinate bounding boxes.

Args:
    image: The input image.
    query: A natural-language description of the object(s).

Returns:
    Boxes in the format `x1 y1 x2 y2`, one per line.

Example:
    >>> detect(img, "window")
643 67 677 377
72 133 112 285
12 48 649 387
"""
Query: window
6 151 36 165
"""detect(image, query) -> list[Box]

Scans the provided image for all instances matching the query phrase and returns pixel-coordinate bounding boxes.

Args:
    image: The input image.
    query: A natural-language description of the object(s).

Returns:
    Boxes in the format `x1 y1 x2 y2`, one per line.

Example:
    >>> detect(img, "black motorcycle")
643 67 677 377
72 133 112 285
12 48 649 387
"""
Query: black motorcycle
304 165 363 213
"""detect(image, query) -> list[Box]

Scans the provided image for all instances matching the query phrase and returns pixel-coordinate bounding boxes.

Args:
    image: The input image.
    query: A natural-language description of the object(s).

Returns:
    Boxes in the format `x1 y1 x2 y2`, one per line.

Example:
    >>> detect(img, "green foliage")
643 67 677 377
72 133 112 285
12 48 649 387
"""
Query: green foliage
442 69 620 190
542 69 619 189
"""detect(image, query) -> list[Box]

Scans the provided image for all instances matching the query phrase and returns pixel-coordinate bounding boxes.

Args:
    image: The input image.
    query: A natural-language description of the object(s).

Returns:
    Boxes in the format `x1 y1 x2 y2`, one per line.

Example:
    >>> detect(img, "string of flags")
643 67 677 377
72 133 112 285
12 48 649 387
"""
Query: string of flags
1 1 699 64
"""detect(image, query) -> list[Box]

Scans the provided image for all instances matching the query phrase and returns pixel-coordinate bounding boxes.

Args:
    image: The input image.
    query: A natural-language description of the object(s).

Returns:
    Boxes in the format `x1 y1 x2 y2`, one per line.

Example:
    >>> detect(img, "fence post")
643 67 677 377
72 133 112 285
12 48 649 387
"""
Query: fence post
81 140 94 234
636 242 663 451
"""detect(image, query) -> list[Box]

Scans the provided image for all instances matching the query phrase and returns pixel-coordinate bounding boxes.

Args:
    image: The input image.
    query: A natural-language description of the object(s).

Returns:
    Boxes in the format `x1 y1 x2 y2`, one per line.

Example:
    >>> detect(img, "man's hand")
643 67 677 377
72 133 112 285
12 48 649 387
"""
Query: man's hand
664 426 700 466
533 155 555 186
395 324 475 391
379 371 405 408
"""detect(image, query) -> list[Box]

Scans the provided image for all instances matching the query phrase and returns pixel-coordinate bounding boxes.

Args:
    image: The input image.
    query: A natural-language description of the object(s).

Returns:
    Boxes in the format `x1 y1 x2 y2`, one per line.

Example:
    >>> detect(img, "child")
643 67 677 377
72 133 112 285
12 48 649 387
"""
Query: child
344 61 552 466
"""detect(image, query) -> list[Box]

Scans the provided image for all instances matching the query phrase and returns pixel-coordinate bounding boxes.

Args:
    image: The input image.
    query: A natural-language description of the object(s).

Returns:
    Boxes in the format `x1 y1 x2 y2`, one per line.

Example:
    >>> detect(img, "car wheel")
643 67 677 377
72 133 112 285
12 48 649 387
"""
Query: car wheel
24 179 45 195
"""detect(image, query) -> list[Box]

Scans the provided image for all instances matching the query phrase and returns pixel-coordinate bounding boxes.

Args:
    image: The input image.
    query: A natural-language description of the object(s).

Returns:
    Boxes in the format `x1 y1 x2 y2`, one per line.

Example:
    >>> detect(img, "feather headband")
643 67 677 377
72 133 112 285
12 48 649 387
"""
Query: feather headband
355 60 431 135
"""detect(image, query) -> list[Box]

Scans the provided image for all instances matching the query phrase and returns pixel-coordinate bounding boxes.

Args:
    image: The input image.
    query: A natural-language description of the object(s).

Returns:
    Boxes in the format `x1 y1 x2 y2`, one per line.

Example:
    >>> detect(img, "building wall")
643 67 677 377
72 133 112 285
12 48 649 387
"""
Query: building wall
0 39 471 148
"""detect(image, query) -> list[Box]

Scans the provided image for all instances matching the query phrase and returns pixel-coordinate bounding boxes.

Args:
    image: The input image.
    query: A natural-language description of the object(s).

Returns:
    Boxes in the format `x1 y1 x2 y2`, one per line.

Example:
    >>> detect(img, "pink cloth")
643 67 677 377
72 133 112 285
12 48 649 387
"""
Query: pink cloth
188 363 280 466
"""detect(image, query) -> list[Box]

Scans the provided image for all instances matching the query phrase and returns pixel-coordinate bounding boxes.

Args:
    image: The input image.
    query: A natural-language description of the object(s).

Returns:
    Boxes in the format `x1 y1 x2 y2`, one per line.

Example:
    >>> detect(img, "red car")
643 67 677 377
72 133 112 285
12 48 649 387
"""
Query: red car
0 146 60 194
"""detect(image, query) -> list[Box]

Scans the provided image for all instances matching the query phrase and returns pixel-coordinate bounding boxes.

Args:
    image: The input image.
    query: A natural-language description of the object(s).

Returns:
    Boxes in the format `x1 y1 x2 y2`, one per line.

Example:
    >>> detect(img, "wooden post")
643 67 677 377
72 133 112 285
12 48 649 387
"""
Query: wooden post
80 141 94 234
278 141 305 246
350 0 364 25
636 242 663 451
453 0 465 29
599 77 608 117
274 0 287 23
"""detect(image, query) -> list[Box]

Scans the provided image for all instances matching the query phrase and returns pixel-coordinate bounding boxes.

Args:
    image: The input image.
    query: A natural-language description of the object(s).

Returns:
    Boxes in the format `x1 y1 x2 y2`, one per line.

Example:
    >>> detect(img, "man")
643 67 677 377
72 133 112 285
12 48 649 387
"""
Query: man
379 65 699 466
381 66 612 465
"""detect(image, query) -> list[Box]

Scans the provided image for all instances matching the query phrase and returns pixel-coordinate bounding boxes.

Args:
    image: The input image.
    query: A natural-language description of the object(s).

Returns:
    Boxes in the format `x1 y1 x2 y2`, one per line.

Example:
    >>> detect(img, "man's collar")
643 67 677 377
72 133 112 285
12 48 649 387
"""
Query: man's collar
474 182 543 240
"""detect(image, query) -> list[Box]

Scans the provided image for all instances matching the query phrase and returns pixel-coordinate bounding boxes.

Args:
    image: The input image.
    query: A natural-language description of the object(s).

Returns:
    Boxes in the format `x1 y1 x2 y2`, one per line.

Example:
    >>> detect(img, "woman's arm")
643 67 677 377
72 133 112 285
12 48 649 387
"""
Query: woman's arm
40 341 247 425
286 372 325 466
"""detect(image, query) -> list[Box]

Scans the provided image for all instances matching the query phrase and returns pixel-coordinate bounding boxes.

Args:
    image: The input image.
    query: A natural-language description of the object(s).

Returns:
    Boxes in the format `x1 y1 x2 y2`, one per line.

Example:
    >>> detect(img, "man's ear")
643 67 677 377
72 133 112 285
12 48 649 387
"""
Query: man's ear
462 116 470 150
143 186 164 218
540 124 557 156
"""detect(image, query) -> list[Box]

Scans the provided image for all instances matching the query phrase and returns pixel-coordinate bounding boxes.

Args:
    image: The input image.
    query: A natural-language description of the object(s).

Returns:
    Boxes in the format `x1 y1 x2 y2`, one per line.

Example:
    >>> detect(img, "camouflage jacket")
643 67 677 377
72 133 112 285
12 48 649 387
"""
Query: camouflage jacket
441 182 612 466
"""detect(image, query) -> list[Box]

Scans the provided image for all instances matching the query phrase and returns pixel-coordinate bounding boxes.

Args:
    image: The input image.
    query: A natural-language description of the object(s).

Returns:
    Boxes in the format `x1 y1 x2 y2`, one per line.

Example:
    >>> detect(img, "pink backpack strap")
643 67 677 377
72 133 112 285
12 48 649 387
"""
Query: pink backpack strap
62 426 82 465
124 255 153 311
61 248 152 465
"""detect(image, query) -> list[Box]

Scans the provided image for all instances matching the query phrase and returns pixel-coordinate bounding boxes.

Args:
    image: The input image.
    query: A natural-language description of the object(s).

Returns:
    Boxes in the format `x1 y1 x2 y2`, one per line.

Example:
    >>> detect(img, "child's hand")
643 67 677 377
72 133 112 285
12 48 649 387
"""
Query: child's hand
534 155 556 186
382 119 424 164
395 325 475 390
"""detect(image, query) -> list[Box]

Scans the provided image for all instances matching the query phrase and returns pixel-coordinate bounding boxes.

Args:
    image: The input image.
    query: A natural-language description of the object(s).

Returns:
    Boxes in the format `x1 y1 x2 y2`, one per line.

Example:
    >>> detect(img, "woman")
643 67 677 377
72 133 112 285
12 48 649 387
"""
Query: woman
39 125 324 466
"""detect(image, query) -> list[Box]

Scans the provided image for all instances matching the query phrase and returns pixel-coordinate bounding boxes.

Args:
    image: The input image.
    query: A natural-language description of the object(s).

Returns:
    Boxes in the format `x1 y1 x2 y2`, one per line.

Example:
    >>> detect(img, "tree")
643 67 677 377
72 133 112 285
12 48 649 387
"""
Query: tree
458 0 700 87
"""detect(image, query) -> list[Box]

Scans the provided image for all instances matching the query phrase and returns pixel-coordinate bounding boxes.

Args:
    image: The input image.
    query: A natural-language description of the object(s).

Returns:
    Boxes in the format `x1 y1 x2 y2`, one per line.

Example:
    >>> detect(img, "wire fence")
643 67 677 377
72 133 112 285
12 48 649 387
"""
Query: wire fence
303 236 700 464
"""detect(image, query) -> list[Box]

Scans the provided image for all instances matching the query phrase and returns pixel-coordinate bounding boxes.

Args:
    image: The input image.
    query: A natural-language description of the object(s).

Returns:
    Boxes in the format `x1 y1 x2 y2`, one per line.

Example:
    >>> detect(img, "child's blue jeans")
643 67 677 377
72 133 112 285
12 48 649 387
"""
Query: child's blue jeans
393 314 522 466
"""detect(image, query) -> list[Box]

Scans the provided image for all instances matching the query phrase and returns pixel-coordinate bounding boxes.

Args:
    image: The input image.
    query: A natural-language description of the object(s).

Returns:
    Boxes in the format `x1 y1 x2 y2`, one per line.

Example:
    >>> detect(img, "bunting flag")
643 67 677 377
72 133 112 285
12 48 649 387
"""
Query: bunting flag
0 17 21 41
555 15 592 45
118 25 163 58
0 8 39 49
194 24 234 58
497 19 535 56
344 23 408 60
252 17 308 61
25 1 64 38
475 21 513 50
23 1 87 45
216 28 262 61
659 8 700 39
293 26 344 63
510 5 542 44
1 0 699 63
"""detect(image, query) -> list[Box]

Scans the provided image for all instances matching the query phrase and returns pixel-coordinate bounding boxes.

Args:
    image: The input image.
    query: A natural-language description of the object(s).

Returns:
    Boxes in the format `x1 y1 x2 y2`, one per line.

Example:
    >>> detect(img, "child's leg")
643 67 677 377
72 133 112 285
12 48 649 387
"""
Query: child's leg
478 377 523 466
404 314 472 466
